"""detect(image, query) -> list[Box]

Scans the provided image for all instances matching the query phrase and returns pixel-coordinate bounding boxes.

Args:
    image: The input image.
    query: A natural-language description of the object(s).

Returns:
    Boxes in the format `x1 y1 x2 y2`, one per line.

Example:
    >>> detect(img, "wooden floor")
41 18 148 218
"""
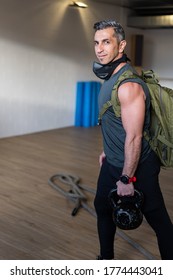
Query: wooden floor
0 126 172 260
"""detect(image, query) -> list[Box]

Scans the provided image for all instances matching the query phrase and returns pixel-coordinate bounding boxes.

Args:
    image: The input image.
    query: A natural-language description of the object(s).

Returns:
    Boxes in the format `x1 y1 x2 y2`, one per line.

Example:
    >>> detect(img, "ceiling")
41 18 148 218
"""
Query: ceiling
93 0 173 28
0 0 172 34
93 0 173 15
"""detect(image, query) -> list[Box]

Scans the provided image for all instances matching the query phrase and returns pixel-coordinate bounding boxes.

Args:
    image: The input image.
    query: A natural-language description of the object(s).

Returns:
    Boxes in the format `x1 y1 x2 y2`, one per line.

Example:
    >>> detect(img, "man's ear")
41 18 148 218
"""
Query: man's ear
119 40 127 53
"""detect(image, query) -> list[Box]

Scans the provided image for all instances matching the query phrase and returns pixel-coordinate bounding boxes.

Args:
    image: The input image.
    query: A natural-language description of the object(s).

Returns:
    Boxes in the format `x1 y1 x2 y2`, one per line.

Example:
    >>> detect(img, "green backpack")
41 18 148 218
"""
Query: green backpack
98 69 173 168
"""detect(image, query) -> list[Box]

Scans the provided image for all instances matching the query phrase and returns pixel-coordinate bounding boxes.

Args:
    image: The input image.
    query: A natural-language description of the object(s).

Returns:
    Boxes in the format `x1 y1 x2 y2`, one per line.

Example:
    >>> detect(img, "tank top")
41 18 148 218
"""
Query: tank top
98 63 152 168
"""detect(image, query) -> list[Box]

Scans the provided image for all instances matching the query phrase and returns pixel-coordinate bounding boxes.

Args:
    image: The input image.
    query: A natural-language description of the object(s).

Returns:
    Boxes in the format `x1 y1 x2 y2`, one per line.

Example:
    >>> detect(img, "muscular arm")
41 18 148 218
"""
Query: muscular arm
116 81 146 195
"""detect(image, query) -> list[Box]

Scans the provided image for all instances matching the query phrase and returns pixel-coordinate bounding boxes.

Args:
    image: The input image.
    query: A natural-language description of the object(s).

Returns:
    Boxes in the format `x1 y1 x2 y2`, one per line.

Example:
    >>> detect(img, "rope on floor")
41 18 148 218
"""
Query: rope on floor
48 173 156 260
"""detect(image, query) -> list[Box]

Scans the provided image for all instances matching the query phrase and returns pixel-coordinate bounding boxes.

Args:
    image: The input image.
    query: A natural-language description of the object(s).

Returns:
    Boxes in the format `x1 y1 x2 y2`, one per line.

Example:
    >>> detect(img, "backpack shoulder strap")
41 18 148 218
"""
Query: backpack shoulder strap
98 69 138 123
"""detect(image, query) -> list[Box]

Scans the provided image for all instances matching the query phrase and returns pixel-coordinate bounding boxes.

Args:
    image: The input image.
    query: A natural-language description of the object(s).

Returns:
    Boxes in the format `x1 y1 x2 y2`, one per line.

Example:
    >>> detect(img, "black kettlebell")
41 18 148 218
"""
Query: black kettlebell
108 188 144 230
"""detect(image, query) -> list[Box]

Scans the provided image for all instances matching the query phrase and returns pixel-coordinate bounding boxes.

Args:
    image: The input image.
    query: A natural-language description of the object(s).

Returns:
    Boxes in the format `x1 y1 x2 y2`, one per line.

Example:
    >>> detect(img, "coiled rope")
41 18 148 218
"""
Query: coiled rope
48 173 156 260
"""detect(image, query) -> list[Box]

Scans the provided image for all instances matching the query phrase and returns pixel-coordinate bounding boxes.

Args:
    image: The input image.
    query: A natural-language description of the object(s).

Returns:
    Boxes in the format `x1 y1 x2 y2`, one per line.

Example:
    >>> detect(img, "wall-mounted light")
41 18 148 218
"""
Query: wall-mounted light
69 2 88 8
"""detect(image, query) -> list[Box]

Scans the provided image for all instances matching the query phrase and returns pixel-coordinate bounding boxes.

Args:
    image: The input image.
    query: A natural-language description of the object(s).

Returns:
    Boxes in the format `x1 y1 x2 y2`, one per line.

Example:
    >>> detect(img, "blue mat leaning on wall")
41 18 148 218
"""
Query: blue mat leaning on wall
75 81 101 127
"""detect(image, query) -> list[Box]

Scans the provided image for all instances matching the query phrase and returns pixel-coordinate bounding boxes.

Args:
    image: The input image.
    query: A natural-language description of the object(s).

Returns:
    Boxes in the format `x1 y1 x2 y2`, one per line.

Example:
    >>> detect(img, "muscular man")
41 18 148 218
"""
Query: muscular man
93 19 173 260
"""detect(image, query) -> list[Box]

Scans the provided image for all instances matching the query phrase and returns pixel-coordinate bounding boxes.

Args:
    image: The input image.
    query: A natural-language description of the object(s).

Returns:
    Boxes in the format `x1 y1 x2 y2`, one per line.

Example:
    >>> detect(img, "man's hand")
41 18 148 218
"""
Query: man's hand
116 180 134 196
99 151 106 167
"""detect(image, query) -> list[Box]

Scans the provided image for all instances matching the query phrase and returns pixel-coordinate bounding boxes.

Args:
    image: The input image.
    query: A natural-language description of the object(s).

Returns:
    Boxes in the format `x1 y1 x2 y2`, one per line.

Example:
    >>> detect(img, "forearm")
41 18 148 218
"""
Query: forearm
122 135 142 177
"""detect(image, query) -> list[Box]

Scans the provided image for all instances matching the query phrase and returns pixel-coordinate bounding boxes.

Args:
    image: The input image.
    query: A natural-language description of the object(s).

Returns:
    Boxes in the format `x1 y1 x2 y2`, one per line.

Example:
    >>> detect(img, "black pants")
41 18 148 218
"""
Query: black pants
94 151 173 259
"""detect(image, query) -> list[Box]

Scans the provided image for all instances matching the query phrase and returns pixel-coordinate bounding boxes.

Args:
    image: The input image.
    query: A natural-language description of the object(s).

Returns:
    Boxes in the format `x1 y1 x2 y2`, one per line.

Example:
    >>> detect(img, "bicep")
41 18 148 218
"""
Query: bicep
118 82 145 136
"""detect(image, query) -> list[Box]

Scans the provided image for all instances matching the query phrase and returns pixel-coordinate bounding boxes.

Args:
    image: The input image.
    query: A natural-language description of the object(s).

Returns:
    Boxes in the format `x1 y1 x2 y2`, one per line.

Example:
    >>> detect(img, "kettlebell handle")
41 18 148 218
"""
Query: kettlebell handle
108 187 144 209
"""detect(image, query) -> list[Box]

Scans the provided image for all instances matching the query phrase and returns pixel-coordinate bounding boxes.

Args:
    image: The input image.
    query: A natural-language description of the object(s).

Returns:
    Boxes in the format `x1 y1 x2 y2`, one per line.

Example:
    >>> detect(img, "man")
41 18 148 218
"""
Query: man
93 19 173 260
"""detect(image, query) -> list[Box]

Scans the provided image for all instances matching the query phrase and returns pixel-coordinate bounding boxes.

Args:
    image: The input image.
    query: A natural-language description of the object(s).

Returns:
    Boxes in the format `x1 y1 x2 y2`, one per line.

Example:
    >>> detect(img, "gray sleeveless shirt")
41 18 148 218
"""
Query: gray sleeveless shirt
98 63 152 167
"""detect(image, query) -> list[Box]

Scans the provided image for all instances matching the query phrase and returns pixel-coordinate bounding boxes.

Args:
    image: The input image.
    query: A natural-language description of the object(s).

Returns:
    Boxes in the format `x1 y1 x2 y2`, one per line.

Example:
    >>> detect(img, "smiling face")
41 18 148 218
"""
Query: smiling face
94 27 126 65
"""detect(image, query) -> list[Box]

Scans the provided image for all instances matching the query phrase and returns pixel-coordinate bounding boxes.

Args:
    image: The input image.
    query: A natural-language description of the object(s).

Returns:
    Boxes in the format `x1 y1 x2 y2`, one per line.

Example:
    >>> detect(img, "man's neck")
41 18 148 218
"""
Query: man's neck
112 62 127 75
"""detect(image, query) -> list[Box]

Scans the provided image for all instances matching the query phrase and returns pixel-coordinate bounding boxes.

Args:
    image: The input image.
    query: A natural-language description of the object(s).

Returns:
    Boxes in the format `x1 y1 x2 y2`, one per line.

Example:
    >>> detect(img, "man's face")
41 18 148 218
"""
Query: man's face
94 27 126 65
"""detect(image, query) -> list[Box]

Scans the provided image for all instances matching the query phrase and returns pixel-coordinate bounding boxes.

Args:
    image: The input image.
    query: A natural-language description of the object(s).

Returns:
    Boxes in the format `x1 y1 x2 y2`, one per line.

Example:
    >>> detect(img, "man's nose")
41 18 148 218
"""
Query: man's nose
96 43 104 53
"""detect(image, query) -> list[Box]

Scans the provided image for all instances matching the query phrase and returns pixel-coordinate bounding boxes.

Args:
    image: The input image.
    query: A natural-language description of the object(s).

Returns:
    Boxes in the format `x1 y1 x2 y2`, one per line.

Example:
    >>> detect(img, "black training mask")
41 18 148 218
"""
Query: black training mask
93 54 130 80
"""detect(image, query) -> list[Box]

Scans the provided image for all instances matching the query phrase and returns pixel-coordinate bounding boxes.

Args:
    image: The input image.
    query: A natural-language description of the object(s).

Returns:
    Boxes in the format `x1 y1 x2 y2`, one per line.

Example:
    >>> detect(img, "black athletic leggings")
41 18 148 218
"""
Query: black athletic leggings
94 151 173 259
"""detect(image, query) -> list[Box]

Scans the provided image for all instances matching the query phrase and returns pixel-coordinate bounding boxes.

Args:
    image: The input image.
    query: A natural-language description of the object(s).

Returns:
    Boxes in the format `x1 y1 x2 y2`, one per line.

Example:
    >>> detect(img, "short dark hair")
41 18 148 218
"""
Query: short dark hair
93 19 125 42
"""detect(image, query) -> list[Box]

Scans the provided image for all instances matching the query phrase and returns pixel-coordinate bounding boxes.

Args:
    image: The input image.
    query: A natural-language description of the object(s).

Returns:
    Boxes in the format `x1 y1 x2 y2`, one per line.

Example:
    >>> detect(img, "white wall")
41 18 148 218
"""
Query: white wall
142 29 173 88
0 0 129 138
0 0 172 138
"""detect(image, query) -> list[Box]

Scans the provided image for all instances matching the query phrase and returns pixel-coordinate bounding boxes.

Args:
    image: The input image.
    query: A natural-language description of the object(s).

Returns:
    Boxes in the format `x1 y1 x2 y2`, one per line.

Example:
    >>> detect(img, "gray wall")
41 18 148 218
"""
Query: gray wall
0 0 172 138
